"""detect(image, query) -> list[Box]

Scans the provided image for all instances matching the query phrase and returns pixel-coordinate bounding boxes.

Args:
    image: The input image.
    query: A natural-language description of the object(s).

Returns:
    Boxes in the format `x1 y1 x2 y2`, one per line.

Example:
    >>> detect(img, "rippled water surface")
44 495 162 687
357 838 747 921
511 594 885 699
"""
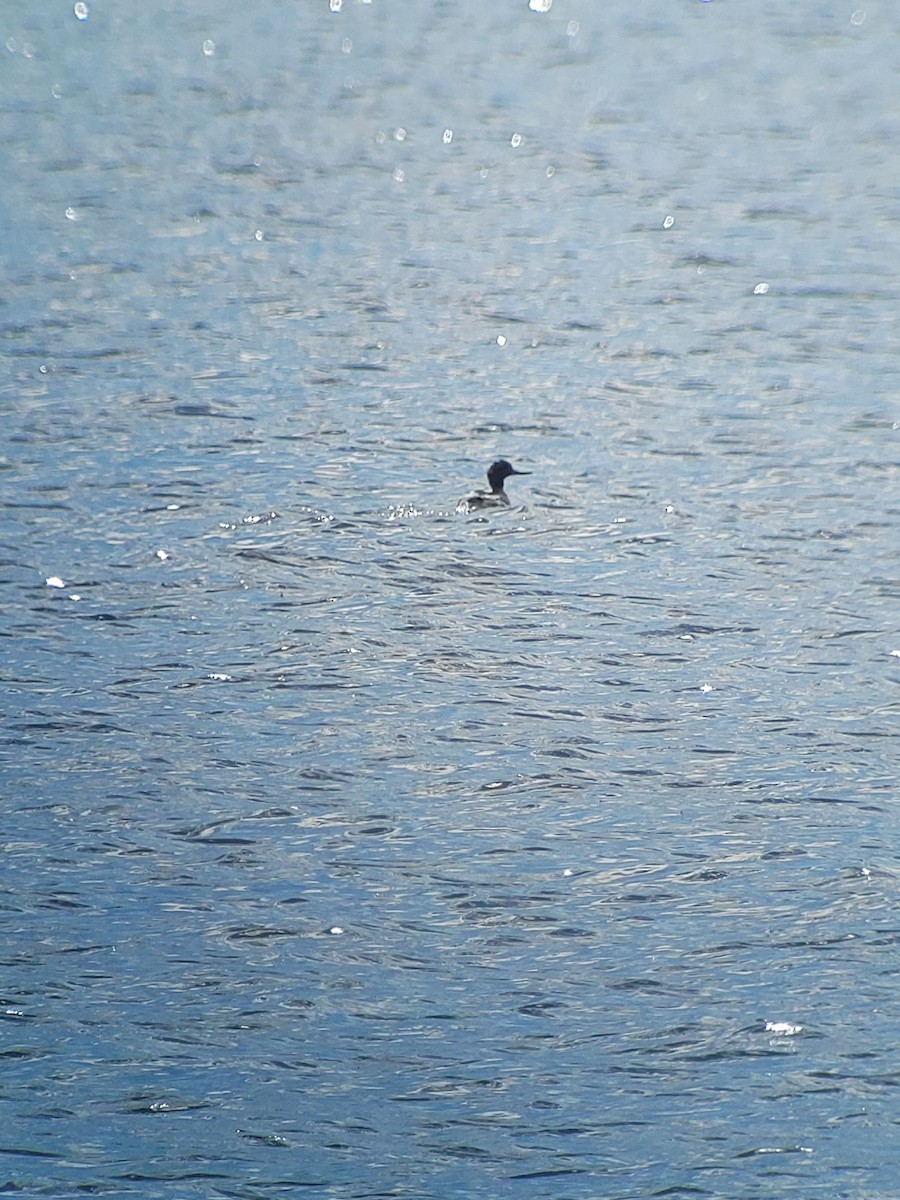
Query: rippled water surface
2 1 899 1196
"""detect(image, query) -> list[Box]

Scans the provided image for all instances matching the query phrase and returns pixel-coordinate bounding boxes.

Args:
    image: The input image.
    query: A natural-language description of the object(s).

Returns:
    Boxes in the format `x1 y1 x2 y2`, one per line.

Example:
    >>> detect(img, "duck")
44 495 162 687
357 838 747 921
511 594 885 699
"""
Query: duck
457 459 531 512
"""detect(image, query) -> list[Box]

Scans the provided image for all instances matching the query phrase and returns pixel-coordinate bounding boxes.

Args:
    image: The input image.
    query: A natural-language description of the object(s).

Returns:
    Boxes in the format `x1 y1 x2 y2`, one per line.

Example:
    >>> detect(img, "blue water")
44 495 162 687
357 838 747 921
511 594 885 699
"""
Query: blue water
2 1 899 1196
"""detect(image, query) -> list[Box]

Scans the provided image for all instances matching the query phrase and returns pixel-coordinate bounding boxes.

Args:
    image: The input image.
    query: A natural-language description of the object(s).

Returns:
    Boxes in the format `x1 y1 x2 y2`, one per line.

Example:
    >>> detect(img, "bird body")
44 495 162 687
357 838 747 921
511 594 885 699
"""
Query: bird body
458 460 530 512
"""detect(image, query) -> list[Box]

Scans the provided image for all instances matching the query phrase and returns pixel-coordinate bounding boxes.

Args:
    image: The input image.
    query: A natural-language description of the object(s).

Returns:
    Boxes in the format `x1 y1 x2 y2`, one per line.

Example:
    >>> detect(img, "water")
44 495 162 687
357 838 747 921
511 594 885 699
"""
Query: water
2 1 899 1196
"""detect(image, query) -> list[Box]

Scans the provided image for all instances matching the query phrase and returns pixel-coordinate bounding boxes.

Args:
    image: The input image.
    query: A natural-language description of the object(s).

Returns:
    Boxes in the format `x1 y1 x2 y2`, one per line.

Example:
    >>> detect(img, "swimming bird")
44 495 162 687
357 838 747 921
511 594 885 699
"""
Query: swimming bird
458 459 531 512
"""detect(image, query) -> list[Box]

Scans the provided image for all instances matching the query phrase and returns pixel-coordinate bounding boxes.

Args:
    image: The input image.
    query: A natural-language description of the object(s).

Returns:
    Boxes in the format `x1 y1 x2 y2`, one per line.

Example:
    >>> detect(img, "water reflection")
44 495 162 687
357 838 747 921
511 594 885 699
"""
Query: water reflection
3 0 900 1195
